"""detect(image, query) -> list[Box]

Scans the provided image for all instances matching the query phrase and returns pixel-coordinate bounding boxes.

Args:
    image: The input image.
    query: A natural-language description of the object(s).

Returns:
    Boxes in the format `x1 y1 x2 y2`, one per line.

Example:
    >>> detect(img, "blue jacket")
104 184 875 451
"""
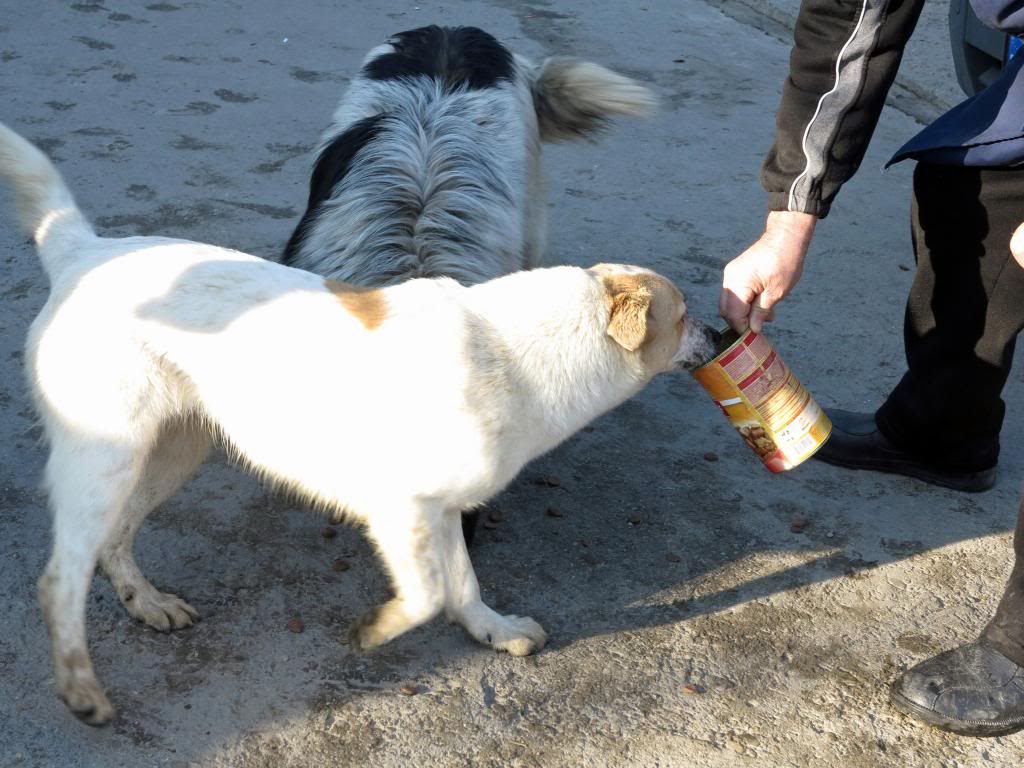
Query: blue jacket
891 2 1024 166
762 0 1024 218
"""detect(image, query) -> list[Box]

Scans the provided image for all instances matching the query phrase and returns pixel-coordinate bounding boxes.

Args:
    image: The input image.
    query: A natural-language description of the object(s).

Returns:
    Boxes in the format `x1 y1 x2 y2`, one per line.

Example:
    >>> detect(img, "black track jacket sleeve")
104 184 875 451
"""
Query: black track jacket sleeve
761 0 925 218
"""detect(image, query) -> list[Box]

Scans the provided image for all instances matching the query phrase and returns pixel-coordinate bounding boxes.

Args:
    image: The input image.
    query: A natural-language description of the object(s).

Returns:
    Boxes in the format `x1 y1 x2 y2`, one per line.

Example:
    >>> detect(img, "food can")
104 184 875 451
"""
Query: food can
693 328 831 473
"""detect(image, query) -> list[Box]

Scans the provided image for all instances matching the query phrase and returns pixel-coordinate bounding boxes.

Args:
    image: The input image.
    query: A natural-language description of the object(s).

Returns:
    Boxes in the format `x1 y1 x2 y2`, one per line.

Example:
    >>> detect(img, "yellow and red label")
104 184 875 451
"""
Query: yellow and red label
693 329 831 473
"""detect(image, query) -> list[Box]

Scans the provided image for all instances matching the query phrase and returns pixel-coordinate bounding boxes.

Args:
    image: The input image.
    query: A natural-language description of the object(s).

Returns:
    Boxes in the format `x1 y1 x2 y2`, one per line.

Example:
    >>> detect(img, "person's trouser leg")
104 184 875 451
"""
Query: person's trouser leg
985 498 1024 666
876 163 1024 473
890 501 1024 736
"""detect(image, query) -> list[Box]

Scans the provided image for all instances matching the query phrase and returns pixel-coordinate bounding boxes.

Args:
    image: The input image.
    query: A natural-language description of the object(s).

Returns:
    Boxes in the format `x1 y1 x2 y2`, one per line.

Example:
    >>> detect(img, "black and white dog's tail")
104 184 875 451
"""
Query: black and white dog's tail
0 122 95 281
530 58 656 142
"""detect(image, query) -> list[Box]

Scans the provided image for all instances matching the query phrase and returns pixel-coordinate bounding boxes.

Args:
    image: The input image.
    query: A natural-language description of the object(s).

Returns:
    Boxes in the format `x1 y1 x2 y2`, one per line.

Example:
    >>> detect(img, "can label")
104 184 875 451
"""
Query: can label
693 329 831 473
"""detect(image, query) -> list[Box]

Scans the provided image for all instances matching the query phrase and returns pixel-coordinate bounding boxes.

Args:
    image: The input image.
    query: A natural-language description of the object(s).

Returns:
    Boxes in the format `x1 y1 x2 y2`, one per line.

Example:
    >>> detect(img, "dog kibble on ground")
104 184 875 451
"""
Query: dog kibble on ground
790 516 810 533
703 451 719 462
320 525 337 539
535 474 561 487
546 506 563 518
629 515 643 525
665 553 682 563
487 508 504 523
286 618 304 633
330 559 350 572
483 518 501 530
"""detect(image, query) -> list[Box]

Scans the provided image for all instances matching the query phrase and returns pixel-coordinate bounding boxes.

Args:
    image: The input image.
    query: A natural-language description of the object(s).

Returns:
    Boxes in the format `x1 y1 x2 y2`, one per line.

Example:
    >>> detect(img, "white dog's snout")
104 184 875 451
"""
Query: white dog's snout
673 319 719 370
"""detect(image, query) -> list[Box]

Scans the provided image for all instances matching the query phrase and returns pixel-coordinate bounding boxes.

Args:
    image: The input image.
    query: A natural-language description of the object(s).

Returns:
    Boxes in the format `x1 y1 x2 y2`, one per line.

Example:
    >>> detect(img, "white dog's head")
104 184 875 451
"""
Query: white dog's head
589 264 719 375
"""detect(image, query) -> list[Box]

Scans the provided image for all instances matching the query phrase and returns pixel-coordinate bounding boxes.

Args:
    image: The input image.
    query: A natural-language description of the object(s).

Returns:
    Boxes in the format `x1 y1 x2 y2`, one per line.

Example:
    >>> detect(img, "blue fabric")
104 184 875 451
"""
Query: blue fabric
890 1 1024 167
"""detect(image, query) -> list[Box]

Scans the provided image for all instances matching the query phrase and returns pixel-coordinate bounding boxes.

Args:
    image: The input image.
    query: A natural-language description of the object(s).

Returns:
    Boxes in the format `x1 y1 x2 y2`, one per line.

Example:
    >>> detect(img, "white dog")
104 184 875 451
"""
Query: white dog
281 25 655 285
283 26 655 546
0 123 716 726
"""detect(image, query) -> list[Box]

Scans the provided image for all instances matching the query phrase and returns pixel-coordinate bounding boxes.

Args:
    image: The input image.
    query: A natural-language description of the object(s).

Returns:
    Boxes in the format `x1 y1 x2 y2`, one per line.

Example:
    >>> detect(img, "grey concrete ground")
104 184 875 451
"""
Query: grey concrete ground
1 1 1023 766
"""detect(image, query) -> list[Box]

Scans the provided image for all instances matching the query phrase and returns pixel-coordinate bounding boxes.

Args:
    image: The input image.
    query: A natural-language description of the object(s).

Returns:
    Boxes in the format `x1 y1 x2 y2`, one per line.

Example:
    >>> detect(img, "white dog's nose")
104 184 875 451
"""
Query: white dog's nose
672 318 719 371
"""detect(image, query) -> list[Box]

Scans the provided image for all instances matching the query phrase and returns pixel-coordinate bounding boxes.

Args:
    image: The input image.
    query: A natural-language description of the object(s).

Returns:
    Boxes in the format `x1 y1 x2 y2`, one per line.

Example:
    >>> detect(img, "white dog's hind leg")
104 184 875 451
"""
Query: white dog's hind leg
349 501 447 652
99 420 210 632
441 511 547 657
38 437 148 726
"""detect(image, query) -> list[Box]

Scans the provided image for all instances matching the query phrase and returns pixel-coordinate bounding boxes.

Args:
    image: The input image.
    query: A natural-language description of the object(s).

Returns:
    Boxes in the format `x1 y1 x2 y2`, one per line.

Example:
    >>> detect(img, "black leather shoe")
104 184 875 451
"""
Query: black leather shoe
814 409 996 493
890 637 1024 737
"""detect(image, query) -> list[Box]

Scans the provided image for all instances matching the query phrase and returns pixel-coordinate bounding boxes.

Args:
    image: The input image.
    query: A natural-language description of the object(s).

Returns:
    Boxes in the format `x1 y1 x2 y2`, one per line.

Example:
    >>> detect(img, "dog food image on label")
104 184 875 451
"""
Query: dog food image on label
693 328 831 473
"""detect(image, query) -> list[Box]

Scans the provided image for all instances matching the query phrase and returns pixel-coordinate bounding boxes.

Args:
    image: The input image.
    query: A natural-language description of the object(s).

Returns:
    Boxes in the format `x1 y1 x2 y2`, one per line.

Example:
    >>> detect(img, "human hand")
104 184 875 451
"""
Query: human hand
1011 222 1024 269
719 211 816 332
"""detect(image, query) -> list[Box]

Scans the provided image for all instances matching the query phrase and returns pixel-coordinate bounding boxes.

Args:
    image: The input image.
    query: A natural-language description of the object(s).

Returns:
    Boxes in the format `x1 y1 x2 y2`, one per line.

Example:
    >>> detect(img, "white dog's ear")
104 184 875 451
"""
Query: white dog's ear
603 275 652 352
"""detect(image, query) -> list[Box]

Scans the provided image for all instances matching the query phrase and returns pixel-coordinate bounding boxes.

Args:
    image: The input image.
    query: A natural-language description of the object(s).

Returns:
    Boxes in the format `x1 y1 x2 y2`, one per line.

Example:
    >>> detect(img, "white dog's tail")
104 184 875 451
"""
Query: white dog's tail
0 121 94 279
531 58 656 142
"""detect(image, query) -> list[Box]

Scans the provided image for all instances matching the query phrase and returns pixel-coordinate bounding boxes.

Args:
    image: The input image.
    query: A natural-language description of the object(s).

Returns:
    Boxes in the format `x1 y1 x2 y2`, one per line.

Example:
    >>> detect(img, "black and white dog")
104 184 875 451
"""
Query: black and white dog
282 26 654 542
282 25 654 283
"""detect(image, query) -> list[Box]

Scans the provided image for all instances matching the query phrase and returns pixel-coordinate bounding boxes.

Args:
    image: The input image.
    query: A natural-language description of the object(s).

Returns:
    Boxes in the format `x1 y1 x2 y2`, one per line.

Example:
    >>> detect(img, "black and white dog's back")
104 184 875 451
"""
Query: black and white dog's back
282 25 654 286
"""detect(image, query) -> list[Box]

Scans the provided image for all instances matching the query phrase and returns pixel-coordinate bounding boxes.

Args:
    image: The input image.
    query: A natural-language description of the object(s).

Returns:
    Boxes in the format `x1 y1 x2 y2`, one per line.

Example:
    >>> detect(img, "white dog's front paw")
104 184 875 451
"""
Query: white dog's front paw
486 615 548 657
56 664 115 726
122 585 198 632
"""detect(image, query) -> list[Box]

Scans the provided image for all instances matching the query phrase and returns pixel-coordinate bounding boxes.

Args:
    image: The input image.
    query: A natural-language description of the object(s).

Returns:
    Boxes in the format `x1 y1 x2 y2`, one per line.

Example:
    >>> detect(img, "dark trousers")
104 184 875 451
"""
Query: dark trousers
875 161 1024 663
987 499 1024 666
876 162 1024 472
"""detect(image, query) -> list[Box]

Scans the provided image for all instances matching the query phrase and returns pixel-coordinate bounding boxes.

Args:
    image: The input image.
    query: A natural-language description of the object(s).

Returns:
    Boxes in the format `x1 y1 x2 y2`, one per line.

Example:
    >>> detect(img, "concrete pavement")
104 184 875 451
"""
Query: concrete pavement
1 1 1023 766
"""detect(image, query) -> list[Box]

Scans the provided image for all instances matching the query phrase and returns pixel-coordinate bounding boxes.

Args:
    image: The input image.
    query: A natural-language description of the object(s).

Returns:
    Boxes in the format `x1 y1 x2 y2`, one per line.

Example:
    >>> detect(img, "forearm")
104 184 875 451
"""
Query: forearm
762 211 817 252
761 0 925 218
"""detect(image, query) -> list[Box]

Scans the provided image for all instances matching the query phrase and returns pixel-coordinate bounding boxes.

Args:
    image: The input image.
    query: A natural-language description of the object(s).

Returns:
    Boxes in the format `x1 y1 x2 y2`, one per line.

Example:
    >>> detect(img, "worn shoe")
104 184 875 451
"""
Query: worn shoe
814 409 996 493
890 637 1024 737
